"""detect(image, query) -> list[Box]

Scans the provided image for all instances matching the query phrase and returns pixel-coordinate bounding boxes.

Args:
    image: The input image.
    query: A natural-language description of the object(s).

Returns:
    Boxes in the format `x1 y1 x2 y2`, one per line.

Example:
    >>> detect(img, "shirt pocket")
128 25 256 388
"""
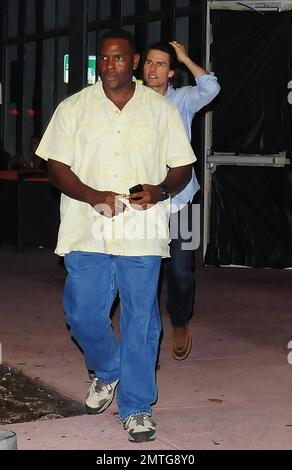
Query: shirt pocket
127 126 160 158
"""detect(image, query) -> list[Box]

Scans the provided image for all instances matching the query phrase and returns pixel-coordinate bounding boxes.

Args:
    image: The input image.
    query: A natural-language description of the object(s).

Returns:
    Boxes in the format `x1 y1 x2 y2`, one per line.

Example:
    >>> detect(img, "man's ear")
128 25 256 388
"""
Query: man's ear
133 53 140 70
168 69 175 79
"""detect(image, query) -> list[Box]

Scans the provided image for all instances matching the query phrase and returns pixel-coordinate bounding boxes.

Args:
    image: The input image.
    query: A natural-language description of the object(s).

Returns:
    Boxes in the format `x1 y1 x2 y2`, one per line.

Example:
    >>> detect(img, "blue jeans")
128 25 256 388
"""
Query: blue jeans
63 251 162 421
164 203 195 327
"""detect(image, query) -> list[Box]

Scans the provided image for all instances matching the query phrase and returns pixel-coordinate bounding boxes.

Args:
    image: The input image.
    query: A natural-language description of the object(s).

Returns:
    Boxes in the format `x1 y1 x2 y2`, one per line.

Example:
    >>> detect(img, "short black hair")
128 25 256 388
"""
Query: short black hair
99 29 137 54
144 41 178 71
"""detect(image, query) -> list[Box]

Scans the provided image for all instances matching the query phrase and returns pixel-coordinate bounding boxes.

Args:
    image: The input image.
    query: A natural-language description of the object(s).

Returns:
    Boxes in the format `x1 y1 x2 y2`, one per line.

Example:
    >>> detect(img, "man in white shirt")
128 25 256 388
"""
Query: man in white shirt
144 41 220 361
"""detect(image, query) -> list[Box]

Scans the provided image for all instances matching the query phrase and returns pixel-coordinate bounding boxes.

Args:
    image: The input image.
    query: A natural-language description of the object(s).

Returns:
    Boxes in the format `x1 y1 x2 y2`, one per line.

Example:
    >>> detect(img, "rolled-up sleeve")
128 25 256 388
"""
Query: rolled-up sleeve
188 74 221 113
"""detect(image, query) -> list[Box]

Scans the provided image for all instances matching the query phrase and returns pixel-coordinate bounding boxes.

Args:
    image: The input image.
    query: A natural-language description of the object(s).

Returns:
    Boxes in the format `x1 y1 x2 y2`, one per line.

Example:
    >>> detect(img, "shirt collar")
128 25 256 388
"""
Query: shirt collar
94 77 143 107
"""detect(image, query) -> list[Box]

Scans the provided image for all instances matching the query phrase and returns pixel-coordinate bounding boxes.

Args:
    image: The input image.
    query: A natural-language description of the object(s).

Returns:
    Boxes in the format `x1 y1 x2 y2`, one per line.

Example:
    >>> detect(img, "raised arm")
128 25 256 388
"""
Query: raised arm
169 41 220 112
169 41 209 78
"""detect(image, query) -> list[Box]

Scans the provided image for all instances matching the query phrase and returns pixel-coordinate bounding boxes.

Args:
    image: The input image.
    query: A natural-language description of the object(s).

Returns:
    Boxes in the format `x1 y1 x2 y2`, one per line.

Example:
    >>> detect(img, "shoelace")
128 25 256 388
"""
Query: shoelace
128 414 154 428
94 379 112 393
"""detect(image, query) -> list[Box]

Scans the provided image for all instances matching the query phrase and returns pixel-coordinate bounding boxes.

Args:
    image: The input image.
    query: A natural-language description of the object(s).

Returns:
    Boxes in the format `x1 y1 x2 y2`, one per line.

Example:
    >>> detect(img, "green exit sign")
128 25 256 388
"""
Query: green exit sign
64 54 96 84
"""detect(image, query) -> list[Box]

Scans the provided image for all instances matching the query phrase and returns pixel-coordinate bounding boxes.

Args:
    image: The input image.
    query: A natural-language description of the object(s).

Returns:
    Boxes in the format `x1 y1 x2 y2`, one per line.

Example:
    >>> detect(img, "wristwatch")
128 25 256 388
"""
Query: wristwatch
158 183 170 201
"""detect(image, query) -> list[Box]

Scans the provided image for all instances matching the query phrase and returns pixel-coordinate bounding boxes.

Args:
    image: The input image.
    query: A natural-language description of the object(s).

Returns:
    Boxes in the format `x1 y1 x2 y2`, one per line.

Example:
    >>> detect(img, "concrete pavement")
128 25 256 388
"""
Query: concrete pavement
1 246 292 450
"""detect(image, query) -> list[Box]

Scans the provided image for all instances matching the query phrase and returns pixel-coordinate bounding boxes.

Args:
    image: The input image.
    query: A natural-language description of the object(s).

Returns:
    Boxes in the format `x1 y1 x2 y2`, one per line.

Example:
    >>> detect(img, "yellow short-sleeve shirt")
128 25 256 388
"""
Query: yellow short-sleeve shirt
36 80 196 257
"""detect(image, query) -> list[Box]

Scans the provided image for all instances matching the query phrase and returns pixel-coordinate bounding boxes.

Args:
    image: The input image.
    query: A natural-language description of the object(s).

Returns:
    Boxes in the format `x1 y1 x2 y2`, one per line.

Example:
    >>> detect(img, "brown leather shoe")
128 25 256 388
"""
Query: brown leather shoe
171 325 192 361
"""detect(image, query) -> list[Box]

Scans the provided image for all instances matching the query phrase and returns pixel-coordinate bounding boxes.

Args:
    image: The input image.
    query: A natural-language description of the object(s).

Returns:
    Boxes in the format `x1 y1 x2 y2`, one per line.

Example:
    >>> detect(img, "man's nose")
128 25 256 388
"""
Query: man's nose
149 62 156 73
106 57 115 69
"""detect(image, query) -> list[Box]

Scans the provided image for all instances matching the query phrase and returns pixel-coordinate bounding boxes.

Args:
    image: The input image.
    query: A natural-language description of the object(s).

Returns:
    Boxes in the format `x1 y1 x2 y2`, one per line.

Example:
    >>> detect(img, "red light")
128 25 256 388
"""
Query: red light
27 108 37 116
9 108 19 116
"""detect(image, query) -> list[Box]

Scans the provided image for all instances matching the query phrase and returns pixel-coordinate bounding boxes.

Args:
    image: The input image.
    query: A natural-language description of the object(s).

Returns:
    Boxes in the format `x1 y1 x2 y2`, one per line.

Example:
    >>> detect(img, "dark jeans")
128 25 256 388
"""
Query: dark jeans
164 203 196 327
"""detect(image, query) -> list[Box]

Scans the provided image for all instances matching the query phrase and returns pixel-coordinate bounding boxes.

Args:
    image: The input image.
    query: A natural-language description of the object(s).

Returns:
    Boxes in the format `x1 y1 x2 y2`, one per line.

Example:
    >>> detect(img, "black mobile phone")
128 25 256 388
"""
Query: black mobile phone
129 184 143 200
129 184 143 194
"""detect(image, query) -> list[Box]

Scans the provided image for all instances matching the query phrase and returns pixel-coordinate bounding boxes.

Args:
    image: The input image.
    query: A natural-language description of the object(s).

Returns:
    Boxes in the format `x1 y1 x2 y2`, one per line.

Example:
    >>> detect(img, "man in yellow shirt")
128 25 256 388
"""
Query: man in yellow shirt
36 29 196 443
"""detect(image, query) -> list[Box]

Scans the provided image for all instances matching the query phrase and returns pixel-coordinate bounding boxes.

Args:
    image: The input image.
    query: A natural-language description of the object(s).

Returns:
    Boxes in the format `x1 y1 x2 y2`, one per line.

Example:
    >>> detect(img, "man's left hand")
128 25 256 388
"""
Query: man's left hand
128 184 163 210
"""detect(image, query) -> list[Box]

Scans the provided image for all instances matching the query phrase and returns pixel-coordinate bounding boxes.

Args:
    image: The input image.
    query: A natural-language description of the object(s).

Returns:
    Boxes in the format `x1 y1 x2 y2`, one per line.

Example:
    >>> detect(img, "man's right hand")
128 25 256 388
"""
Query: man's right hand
93 191 127 218
48 160 126 218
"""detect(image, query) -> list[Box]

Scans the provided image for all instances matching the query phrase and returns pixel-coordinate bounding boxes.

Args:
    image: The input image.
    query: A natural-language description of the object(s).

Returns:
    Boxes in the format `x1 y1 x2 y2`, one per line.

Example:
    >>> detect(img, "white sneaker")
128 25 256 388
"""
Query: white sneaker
85 378 119 414
123 413 156 442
